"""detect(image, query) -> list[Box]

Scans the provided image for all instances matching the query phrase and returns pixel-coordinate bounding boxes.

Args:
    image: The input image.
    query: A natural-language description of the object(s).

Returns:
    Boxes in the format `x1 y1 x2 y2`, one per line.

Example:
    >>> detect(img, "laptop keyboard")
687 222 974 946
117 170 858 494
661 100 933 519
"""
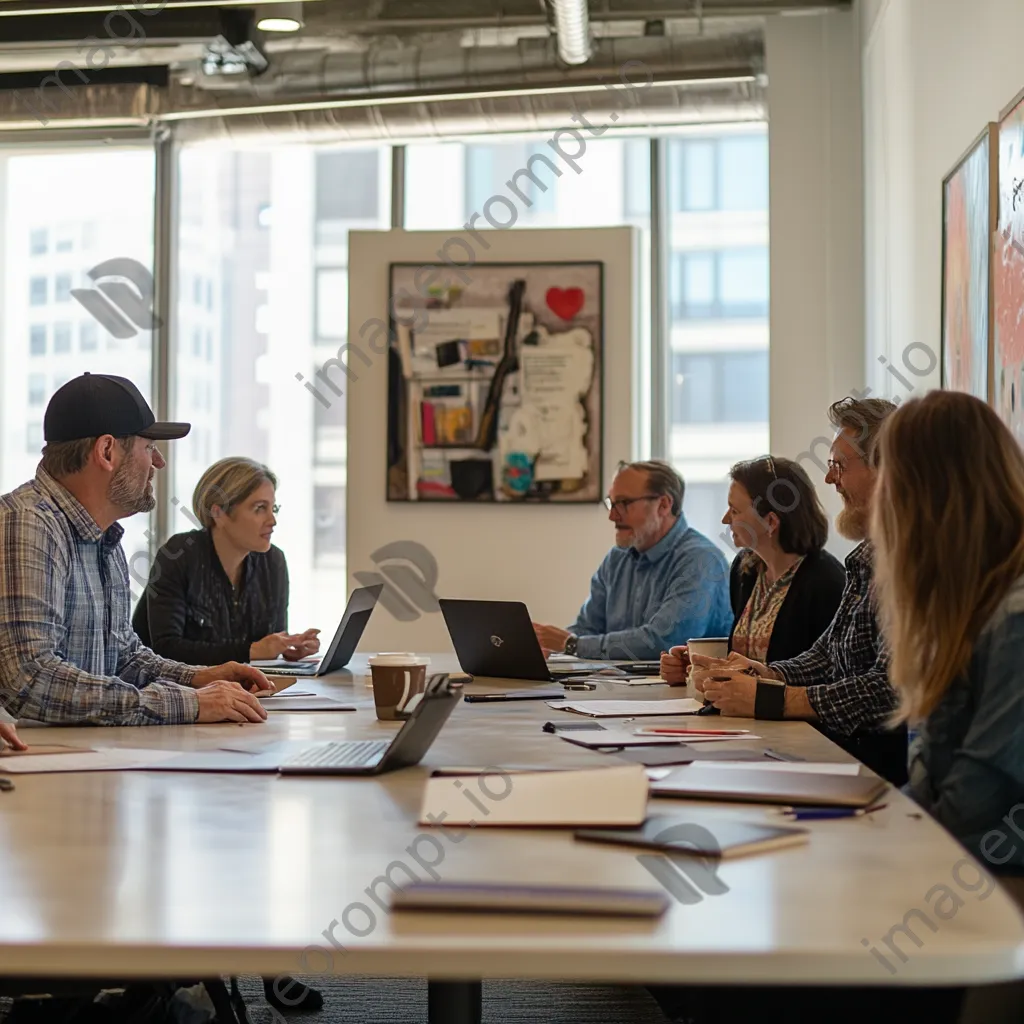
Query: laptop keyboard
283 739 389 770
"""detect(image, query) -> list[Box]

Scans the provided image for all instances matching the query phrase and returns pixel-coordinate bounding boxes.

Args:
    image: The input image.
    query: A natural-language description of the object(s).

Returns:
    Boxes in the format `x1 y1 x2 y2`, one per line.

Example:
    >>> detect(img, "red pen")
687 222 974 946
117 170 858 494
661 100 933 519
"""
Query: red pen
634 727 750 736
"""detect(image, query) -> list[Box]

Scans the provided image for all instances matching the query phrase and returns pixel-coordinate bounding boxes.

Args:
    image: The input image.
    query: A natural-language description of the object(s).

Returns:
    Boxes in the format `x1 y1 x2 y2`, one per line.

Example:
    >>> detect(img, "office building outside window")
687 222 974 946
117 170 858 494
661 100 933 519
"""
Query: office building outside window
0 148 156 586
172 143 390 630
667 127 769 553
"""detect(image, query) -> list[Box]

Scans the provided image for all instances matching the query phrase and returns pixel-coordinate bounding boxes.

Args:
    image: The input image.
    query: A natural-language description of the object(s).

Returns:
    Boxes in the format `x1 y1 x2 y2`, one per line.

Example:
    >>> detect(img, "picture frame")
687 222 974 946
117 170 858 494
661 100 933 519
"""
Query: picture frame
385 260 604 504
941 123 997 402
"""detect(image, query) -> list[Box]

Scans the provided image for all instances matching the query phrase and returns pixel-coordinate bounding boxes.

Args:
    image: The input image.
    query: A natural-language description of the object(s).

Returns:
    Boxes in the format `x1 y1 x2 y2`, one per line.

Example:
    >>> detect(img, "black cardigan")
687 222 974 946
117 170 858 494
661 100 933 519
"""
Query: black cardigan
132 529 288 665
728 548 847 661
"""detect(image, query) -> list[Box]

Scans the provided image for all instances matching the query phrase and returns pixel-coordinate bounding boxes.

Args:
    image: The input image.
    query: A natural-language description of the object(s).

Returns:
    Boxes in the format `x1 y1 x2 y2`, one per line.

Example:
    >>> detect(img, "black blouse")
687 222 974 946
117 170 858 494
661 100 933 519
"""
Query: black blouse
132 529 288 665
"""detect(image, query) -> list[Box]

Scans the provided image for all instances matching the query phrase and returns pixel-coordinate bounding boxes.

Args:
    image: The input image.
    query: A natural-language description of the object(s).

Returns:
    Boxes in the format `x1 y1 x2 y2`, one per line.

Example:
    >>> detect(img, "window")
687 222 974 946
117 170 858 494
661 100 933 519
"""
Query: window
670 133 768 213
666 126 769 553
80 321 97 351
205 280 214 310
28 374 45 406
53 322 72 353
192 277 202 305
29 324 46 356
173 143 389 629
719 136 769 210
0 147 156 605
624 139 651 217
672 352 768 425
671 248 769 320
316 268 348 339
315 150 379 221
463 141 559 223
257 202 272 228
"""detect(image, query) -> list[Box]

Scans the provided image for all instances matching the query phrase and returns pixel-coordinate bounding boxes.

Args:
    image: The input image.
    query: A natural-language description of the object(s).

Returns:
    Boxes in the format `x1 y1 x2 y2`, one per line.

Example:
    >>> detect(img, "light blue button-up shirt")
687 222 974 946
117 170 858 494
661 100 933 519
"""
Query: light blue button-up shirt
568 514 733 660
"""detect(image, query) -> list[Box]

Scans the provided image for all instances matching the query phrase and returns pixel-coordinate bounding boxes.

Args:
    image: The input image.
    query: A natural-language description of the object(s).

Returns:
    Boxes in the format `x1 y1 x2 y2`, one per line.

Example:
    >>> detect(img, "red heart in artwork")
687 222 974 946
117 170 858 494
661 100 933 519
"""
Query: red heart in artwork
545 286 585 321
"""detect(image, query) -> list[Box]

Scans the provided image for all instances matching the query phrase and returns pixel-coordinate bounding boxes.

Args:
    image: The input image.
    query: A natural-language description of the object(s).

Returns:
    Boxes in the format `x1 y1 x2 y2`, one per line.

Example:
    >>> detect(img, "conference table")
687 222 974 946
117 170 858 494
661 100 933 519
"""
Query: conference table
1 653 1022 1024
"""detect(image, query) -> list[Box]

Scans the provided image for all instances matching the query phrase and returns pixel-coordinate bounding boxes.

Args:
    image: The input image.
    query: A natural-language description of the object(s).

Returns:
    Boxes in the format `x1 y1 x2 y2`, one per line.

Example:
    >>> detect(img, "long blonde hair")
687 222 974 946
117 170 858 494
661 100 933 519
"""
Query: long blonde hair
872 391 1024 721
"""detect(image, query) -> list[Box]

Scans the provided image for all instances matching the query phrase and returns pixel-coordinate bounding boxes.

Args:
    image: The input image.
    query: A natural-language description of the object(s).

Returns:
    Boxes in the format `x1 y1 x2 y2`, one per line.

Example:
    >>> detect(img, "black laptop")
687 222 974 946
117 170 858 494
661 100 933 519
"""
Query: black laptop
150 673 463 775
251 584 383 677
439 599 602 682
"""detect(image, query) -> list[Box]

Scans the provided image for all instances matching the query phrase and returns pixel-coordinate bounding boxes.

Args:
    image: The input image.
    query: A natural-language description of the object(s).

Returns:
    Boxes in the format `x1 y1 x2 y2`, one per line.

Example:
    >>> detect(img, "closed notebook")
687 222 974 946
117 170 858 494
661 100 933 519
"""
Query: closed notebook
650 766 888 808
419 764 648 827
575 812 809 860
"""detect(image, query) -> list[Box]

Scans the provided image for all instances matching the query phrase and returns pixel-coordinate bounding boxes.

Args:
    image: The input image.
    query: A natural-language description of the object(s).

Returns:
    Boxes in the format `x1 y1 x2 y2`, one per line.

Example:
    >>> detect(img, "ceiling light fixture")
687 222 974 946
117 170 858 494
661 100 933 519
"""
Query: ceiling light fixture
550 0 591 66
256 2 303 32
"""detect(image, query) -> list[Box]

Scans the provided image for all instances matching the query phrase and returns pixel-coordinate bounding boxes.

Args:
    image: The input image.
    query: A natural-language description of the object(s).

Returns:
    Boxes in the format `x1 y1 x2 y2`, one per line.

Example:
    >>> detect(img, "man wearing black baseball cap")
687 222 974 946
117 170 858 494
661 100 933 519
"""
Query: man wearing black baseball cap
0 373 271 729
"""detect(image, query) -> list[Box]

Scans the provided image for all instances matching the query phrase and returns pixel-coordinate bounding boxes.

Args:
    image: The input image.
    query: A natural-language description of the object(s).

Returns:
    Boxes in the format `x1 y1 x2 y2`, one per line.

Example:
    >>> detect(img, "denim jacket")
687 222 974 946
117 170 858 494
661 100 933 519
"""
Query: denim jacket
906 575 1024 872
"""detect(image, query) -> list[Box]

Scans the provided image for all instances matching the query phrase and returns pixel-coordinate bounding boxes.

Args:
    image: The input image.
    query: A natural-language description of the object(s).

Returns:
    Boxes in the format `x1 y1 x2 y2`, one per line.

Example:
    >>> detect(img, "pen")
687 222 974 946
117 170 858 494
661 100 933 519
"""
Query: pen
778 803 888 821
634 727 750 736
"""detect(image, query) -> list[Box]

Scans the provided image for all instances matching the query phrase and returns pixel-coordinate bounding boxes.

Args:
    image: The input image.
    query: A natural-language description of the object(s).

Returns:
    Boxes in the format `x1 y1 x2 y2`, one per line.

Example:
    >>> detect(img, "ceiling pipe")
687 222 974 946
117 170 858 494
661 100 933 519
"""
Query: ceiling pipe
550 0 592 66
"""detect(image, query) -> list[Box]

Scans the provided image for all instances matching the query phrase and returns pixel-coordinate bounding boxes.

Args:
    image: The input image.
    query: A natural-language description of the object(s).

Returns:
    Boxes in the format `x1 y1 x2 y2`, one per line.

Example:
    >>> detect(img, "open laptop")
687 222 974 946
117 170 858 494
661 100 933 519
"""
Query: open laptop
153 673 462 775
439 599 605 682
252 584 383 677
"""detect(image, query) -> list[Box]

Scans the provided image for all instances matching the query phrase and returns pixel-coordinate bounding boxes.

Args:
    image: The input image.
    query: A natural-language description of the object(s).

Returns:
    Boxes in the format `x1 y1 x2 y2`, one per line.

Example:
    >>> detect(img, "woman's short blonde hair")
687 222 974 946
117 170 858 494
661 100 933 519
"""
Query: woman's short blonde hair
192 457 277 530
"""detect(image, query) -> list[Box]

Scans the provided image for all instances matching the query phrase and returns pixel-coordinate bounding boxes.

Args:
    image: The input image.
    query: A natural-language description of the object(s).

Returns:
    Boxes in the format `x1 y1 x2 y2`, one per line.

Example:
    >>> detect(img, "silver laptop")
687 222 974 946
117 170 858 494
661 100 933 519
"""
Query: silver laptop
252 584 382 677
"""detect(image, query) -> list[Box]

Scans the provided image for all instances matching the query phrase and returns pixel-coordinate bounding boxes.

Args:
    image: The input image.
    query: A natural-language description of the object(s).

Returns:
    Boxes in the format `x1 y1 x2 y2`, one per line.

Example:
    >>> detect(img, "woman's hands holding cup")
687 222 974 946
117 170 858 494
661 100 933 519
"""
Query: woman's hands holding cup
689 651 775 693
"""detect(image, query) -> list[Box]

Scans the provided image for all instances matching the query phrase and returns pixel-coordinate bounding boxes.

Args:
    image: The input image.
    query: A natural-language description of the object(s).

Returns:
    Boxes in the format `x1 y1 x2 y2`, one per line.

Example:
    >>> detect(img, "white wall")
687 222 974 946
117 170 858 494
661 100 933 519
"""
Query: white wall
346 227 637 652
765 10 865 554
862 0 1024 397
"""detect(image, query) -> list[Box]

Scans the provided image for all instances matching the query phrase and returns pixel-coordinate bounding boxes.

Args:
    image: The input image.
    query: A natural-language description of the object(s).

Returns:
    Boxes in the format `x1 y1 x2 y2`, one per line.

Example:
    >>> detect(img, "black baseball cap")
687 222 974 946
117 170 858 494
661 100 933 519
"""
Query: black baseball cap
44 373 191 444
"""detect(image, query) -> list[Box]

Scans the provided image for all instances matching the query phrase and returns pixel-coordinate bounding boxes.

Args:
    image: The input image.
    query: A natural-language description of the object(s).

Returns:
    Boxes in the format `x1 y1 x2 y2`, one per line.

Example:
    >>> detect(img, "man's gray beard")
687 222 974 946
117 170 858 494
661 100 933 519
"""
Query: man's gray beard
836 502 868 542
109 461 155 516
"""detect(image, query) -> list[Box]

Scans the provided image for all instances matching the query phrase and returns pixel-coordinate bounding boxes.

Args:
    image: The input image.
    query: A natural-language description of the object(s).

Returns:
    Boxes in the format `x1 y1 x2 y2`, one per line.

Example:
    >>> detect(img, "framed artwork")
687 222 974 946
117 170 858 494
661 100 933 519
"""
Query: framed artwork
941 124 997 400
386 261 603 503
994 89 1024 441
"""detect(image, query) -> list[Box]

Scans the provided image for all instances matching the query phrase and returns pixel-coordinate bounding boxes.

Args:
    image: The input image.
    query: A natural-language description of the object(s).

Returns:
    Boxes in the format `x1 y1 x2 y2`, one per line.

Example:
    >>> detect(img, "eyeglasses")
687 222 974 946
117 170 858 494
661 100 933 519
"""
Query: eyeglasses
603 495 660 514
826 454 864 477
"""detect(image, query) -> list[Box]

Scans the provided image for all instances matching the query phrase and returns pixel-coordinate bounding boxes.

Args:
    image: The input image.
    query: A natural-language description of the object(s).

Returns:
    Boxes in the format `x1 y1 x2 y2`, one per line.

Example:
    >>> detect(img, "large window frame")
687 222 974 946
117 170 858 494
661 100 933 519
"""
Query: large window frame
0 120 767 583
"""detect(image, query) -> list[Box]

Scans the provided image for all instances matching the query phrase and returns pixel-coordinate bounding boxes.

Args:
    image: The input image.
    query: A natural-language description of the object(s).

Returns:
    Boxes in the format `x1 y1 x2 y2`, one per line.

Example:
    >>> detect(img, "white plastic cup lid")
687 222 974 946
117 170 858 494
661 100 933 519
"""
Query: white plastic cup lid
368 653 431 667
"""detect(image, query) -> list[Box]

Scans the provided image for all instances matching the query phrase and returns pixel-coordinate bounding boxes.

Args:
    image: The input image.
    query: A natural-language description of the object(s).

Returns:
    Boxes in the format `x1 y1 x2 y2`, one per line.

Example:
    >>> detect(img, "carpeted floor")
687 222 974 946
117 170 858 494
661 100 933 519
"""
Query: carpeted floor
237 976 672 1024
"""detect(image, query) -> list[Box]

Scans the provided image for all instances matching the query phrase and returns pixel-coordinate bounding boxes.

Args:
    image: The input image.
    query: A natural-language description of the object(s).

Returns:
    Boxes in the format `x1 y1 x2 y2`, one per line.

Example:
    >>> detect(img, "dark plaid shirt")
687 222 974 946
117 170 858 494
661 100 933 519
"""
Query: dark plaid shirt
772 541 899 737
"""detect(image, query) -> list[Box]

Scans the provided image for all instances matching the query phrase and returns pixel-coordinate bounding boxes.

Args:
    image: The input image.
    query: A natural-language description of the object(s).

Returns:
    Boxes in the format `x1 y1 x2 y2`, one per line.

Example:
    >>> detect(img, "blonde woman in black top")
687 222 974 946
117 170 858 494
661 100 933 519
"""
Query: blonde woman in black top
135 456 322 1014
134 457 320 665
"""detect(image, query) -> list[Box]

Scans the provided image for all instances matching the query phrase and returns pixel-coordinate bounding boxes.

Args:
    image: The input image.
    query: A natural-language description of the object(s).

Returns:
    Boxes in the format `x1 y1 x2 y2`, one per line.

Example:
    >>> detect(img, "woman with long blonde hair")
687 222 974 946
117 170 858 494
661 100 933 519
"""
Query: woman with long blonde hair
873 390 1024 875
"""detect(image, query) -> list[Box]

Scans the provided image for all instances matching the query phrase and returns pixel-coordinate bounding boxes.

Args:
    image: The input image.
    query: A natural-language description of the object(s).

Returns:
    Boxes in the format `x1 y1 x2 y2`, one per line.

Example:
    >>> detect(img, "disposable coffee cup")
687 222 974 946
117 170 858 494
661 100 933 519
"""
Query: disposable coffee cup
686 637 730 698
368 654 431 721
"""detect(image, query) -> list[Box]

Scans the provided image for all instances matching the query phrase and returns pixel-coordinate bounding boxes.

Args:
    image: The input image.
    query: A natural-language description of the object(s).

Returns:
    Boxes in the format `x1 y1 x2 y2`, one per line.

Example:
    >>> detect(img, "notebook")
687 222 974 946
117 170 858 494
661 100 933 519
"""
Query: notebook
548 699 704 718
575 812 810 859
650 766 888 808
419 764 648 827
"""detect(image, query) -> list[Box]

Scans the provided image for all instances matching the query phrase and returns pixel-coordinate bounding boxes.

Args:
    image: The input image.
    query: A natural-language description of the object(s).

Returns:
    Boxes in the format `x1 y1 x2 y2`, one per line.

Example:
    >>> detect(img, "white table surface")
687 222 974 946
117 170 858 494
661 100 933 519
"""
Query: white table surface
0 653 1022 986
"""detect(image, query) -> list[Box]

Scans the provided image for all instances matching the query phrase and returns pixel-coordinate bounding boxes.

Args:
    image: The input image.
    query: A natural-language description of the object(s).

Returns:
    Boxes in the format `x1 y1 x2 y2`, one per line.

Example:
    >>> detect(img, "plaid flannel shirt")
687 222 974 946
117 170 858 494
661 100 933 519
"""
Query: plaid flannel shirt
0 467 200 726
772 541 899 737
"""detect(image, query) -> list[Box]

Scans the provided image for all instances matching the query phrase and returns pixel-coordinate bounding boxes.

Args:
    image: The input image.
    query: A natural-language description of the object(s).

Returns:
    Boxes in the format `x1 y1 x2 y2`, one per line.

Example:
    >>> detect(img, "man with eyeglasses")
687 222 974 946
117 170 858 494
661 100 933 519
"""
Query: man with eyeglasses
0 373 270 728
691 396 908 785
532 459 732 660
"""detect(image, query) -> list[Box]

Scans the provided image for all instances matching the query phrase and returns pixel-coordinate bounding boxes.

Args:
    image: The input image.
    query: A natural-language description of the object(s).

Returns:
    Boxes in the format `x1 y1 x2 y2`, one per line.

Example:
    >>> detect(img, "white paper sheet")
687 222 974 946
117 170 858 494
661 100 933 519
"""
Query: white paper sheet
688 761 863 776
0 747 179 774
548 699 704 717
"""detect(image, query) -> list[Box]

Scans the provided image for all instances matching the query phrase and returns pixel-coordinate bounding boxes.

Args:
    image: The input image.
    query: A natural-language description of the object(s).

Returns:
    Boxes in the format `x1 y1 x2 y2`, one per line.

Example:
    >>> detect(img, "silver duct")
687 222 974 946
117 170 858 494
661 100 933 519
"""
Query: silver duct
0 33 764 136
